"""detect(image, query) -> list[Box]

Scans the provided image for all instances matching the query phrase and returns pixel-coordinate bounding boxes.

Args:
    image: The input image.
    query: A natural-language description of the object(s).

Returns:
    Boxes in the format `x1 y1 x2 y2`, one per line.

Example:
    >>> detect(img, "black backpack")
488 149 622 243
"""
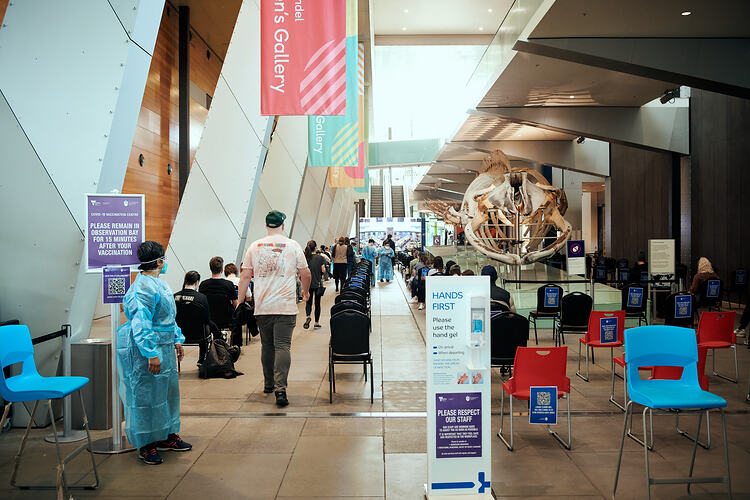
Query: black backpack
199 338 243 379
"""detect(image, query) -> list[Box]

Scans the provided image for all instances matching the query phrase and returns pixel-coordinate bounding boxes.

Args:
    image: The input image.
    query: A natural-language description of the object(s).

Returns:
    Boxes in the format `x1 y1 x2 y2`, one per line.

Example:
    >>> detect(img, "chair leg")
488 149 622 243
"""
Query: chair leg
79 391 100 488
532 317 538 345
10 400 38 488
610 362 625 412
0 401 11 431
712 346 739 383
576 343 590 381
547 392 571 450
369 360 374 404
642 406 652 500
329 353 334 404
363 361 367 381
675 410 711 449
497 390 513 451
613 400 632 498
47 400 69 499
627 406 654 451
720 408 733 499
686 409 705 495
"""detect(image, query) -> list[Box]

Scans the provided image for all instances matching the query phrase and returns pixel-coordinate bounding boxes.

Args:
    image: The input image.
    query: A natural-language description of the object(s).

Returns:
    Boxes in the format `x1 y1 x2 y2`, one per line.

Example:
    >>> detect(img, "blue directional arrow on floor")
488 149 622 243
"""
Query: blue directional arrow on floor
432 472 490 493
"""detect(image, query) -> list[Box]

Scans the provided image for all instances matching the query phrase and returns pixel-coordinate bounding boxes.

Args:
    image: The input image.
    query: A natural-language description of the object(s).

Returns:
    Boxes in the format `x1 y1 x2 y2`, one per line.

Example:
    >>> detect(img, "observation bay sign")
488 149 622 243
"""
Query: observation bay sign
86 194 144 272
426 276 492 499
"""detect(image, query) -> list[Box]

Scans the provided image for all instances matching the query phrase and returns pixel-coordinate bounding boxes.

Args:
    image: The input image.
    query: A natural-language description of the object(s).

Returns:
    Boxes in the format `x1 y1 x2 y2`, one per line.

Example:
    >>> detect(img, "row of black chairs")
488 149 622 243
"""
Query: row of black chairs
329 260 374 403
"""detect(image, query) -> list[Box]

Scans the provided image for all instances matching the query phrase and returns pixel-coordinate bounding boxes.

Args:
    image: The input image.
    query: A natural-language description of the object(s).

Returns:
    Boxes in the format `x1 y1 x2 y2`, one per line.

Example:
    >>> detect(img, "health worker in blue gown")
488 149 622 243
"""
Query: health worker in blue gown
361 239 377 287
378 241 395 283
117 241 192 465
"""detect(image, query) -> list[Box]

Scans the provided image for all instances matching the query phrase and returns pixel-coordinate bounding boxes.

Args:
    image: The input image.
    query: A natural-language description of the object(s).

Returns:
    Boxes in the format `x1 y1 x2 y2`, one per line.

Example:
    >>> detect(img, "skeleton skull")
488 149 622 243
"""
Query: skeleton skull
426 150 571 266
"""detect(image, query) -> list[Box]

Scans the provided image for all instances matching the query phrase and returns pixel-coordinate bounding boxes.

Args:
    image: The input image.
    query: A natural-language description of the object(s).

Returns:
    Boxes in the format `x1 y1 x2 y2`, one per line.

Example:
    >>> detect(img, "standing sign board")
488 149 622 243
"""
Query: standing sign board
648 239 675 276
426 276 492 499
566 240 585 276
86 194 144 272
102 267 131 304
529 387 558 425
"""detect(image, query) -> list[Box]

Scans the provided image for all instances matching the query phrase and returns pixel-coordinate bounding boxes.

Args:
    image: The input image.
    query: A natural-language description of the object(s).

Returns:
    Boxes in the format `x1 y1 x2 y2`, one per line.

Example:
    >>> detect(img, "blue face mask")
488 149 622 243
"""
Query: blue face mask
160 261 168 275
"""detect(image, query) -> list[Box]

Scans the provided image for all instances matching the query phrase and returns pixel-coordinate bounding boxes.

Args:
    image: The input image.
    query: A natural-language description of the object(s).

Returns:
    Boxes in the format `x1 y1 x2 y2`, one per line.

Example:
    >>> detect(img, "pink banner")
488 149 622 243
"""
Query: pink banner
260 0 347 116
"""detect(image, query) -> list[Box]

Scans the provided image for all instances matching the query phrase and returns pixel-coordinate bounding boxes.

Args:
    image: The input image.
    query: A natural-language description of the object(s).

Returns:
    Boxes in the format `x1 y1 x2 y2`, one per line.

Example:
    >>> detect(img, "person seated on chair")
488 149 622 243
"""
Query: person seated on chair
481 265 516 312
224 263 240 287
199 256 238 339
690 257 720 296
174 271 211 366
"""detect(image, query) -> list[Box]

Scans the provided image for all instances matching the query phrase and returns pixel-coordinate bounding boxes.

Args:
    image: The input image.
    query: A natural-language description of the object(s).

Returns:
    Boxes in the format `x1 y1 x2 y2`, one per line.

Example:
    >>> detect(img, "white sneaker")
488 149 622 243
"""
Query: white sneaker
734 328 745 338
418 304 424 310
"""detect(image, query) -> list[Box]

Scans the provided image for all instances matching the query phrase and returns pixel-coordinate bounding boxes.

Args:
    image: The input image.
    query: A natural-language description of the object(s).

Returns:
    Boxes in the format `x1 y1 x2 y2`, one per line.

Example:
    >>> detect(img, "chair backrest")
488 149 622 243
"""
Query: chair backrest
664 292 695 327
624 325 699 388
0 325 39 401
559 292 593 327
621 285 646 313
204 292 233 327
511 346 569 392
594 266 608 282
489 312 529 364
175 293 210 343
330 300 368 317
330 310 370 355
535 284 563 313
696 311 736 344
733 268 747 289
698 279 722 305
617 258 629 269
586 310 625 344
651 345 709 391
335 291 366 307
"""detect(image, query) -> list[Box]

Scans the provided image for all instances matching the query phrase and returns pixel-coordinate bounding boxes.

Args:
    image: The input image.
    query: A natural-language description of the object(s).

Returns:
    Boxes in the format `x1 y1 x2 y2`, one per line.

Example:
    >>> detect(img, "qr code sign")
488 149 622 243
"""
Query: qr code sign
108 278 126 296
604 330 615 342
536 391 551 406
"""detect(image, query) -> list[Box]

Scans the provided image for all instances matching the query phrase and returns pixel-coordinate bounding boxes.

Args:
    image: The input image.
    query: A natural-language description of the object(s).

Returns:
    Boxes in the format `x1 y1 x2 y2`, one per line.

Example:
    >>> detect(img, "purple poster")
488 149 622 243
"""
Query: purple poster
103 267 131 304
86 194 144 271
435 392 482 459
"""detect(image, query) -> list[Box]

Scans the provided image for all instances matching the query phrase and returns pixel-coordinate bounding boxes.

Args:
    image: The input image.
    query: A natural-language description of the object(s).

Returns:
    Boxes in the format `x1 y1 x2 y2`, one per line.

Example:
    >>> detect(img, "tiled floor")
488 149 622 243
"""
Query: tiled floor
1 272 749 499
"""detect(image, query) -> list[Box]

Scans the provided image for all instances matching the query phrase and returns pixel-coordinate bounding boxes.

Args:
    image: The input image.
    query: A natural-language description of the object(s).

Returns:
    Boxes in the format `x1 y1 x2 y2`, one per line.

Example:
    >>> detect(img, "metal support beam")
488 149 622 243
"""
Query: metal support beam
514 37 750 99
178 6 190 201
471 105 689 154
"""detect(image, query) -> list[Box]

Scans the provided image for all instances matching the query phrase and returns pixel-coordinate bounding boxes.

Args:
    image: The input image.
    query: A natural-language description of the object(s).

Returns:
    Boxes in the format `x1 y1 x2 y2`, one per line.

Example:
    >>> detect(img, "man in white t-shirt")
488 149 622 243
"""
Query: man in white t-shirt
238 210 311 407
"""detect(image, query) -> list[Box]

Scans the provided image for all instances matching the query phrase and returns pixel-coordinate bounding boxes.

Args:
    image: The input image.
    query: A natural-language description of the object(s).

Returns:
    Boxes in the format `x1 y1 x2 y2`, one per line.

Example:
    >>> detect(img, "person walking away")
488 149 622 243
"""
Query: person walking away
118 241 192 465
199 256 239 343
238 210 311 407
174 271 211 366
481 265 516 312
345 237 355 280
362 239 377 287
414 253 429 310
303 241 327 329
332 237 349 292
378 241 395 283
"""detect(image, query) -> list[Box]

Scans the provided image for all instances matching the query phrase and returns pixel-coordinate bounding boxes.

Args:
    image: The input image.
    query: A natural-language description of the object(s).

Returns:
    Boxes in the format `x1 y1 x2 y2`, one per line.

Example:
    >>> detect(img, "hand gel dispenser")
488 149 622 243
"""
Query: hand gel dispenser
467 295 487 370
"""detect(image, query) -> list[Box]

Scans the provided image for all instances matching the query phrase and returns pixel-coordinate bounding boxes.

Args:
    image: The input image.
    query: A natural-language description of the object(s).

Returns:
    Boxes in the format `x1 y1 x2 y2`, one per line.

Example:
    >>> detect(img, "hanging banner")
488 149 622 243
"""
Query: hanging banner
308 0 358 166
354 42 370 194
260 0 346 116
86 194 144 272
328 42 366 188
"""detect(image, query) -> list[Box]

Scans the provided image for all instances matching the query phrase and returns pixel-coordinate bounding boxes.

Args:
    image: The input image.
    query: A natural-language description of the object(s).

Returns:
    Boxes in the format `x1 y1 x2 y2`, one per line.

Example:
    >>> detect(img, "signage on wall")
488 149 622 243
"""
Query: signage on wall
566 240 586 276
260 0 346 115
102 266 131 304
85 194 144 272
529 386 558 425
426 276 492 499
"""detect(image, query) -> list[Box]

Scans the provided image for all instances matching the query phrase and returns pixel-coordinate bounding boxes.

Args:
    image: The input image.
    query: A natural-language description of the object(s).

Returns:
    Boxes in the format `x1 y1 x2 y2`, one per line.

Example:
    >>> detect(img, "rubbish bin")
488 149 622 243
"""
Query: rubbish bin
71 339 115 430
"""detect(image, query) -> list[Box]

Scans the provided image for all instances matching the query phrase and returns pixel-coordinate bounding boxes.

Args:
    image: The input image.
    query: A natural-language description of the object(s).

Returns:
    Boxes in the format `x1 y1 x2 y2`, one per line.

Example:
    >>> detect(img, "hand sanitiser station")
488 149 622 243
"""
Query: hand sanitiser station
426 276 493 499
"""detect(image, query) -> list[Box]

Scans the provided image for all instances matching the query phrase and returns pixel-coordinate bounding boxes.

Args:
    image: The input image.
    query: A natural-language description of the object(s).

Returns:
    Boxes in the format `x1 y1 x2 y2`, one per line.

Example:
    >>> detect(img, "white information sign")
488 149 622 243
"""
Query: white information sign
566 240 586 276
648 239 675 275
426 276 492 499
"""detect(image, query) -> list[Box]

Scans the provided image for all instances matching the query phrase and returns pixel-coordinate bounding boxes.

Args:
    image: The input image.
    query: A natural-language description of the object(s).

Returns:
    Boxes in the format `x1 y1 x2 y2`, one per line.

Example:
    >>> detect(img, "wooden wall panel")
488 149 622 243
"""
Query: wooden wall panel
121 5 226 248
608 144 673 264
0 0 8 27
690 89 750 283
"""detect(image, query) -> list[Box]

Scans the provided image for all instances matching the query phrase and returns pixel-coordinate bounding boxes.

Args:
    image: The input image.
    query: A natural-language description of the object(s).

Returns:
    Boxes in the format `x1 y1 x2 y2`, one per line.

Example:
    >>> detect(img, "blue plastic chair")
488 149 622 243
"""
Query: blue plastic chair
613 325 731 499
0 325 99 496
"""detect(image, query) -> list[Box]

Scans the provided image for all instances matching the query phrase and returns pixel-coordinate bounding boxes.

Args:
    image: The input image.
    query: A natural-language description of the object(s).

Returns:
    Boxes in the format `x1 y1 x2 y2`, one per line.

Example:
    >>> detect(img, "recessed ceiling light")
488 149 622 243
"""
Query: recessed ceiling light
403 9 408 13
401 26 407 31
478 26 484 31
569 95 575 99
681 11 691 16
488 8 493 12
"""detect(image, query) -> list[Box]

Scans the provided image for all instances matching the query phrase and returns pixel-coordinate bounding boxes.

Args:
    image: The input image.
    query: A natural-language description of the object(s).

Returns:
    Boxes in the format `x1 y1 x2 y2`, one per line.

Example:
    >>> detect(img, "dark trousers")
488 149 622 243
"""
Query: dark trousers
305 287 322 322
256 314 296 391
333 263 347 290
741 305 750 330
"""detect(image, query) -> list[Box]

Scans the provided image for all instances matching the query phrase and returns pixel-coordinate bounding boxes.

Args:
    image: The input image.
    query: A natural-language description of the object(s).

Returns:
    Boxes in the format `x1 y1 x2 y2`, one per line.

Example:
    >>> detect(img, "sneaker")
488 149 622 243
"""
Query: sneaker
418 304 424 310
263 386 274 394
275 390 289 407
314 323 322 329
156 433 192 452
138 445 163 465
303 317 311 329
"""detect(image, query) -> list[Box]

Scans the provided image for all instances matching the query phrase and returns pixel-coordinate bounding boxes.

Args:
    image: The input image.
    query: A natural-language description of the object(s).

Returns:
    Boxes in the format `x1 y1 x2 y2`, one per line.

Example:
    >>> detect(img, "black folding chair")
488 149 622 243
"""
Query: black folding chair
528 284 562 345
622 285 648 326
329 310 373 403
175 294 211 371
664 291 696 328
490 312 529 376
697 279 722 311
554 292 592 347
336 291 367 308
728 268 747 309
330 300 368 317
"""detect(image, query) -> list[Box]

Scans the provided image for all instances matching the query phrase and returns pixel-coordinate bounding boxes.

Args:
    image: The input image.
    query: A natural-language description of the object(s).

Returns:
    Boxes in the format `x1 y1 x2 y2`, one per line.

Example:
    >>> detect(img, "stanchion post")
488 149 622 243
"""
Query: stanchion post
110 302 122 450
590 276 596 306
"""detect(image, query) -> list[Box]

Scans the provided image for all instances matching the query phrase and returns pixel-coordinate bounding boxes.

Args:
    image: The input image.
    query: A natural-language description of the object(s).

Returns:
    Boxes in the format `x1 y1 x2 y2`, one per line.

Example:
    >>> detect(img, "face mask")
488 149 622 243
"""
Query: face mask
160 261 168 275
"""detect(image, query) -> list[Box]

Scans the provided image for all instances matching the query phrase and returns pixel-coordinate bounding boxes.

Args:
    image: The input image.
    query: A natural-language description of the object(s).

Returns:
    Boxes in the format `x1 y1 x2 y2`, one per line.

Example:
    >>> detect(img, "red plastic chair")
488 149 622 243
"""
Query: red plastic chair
497 346 571 451
577 310 626 381
696 311 738 383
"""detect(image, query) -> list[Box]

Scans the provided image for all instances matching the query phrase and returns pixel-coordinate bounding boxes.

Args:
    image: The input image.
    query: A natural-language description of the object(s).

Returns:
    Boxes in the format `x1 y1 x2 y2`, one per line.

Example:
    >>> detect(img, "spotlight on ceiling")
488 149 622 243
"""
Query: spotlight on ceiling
681 11 691 16
576 136 585 144
660 88 681 104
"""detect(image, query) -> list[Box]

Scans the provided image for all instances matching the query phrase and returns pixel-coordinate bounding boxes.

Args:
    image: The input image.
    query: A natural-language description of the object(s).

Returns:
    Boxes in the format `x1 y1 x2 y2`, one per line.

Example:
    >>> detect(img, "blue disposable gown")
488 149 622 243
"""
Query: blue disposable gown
362 244 377 285
117 274 184 450
378 247 394 281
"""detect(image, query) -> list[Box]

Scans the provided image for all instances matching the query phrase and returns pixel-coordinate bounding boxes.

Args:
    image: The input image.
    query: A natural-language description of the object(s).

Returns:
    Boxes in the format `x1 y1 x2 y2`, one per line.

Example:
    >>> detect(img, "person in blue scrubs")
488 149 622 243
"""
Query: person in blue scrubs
361 239 377 287
378 241 395 283
117 241 192 465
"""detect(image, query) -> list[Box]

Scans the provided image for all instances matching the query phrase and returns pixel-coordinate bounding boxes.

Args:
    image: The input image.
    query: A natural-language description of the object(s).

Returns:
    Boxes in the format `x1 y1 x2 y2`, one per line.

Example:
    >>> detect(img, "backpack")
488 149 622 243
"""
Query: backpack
199 338 243 379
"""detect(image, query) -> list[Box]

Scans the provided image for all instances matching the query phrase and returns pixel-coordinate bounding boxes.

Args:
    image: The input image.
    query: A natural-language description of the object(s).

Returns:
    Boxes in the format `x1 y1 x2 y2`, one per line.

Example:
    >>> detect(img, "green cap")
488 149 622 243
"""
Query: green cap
265 210 286 228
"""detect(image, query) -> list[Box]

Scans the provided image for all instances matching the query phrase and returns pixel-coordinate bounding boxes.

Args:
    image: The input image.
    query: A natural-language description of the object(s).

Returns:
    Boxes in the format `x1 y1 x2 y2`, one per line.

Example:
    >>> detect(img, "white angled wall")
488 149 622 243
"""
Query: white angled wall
0 0 163 391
